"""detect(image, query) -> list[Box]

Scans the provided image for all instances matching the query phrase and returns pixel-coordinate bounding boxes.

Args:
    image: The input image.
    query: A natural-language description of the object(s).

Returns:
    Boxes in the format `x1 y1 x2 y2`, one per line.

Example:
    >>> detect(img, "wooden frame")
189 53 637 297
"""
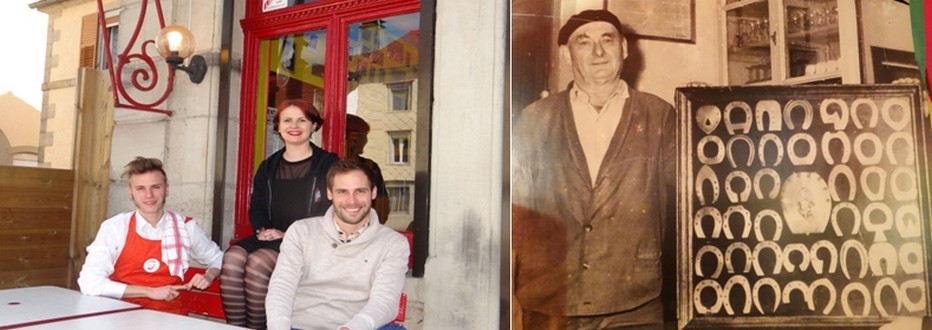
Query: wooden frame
604 0 695 42
676 85 932 328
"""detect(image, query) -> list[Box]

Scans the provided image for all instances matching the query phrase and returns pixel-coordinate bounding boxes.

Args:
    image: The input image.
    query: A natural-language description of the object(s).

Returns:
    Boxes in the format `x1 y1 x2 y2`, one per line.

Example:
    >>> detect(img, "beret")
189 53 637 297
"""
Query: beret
346 114 370 133
558 9 624 45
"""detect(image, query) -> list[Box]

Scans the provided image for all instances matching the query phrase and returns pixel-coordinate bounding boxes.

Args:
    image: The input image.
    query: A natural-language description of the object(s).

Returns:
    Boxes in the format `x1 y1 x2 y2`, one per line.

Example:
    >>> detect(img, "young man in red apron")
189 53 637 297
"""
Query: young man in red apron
78 157 224 315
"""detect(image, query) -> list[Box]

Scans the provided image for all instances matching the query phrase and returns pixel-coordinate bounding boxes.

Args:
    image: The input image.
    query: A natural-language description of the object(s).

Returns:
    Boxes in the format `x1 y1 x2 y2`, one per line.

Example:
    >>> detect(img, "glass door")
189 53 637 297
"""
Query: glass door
257 29 328 159
783 0 841 81
344 13 420 231
726 0 772 84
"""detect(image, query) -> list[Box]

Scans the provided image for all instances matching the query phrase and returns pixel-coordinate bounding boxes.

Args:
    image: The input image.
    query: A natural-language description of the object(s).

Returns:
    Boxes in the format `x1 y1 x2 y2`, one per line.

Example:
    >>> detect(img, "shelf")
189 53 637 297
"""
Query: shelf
783 72 842 85
786 25 839 41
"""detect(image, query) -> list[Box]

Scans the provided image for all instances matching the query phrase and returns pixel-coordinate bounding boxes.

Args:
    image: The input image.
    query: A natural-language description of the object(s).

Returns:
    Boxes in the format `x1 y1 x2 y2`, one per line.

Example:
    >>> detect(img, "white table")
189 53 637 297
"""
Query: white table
0 286 140 329
18 309 244 329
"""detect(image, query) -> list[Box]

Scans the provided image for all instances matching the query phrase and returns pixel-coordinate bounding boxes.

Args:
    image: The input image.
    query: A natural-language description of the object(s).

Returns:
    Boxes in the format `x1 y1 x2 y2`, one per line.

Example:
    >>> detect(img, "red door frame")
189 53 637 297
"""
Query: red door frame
235 0 421 240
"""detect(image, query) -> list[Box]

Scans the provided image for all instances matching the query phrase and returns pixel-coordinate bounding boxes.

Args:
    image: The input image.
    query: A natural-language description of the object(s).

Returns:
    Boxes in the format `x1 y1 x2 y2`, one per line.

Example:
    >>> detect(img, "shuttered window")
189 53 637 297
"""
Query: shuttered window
79 14 118 69
79 14 98 68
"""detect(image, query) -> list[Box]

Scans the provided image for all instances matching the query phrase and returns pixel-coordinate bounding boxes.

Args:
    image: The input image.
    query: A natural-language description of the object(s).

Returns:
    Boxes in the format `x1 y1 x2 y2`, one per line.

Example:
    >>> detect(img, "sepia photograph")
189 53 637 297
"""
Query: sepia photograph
512 0 926 329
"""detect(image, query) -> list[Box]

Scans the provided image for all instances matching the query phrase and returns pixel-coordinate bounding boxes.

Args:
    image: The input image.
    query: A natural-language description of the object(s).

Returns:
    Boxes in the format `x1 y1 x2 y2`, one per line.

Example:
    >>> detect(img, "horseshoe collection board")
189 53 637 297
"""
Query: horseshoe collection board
676 85 932 328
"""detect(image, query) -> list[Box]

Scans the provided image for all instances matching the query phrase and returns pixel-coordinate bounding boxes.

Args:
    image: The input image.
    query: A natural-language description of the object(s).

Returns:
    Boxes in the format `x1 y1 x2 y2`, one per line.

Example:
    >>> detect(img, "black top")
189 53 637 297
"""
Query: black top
237 143 338 252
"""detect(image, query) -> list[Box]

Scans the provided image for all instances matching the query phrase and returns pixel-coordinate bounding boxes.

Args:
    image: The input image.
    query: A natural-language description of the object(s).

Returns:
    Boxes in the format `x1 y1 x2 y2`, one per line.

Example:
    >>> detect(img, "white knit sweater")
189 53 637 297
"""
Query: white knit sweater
266 207 409 330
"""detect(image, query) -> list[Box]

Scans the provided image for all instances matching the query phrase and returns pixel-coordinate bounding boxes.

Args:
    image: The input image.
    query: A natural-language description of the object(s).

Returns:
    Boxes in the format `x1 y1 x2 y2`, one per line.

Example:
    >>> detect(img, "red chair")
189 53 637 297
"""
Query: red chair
392 293 408 325
180 267 225 320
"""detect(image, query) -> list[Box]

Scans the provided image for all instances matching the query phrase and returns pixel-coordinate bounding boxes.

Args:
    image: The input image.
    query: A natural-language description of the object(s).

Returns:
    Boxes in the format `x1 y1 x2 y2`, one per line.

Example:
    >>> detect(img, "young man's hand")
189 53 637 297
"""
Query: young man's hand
146 285 187 301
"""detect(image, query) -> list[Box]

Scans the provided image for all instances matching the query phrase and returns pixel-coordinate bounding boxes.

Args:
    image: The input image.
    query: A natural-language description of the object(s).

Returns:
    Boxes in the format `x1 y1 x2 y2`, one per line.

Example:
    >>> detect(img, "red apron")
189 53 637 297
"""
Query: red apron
110 213 187 314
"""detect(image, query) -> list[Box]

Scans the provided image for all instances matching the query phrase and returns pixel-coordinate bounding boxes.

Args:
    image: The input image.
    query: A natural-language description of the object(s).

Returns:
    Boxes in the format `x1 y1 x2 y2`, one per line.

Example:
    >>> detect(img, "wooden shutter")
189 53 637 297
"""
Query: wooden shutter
79 13 98 68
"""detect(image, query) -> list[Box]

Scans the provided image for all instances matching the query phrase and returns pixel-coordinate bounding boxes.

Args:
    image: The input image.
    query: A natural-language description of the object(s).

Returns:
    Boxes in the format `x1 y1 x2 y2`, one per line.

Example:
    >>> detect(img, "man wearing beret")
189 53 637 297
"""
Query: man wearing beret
512 9 676 329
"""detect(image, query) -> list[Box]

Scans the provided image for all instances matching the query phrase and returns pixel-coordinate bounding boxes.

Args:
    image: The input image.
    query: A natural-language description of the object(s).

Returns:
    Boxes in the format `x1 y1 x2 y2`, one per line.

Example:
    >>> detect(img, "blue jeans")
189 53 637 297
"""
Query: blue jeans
379 325 407 330
292 325 406 330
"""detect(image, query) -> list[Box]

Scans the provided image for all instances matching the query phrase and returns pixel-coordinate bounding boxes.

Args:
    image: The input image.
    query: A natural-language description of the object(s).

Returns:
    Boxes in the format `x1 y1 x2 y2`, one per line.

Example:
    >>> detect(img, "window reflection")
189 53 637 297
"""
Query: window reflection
345 12 419 231
263 29 327 157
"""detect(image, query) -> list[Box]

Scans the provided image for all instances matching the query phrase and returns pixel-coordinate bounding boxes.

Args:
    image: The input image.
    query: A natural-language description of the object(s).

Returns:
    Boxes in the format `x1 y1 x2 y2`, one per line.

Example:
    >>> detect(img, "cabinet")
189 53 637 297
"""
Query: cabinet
723 0 860 85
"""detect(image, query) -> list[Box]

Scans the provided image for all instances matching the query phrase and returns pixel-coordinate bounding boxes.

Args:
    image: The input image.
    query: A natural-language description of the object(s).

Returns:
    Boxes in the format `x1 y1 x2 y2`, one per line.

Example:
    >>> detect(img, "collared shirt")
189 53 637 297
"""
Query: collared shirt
333 213 371 244
78 210 224 298
569 79 630 186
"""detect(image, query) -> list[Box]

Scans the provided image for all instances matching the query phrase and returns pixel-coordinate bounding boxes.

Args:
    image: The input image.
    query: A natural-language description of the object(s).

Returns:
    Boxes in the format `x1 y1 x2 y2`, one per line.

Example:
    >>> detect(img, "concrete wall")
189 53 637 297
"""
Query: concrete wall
420 1 506 329
105 0 231 238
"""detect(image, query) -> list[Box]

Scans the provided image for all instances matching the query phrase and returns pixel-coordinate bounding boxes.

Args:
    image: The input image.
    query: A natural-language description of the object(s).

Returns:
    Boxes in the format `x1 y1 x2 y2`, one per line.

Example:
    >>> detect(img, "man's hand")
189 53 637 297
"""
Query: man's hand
145 285 187 301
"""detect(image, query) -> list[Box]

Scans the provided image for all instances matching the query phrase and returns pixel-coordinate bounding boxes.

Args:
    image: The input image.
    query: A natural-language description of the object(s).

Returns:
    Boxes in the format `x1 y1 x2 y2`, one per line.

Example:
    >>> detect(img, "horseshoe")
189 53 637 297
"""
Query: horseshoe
726 135 755 168
831 202 861 237
753 277 781 314
890 167 917 201
782 243 811 273
787 133 817 166
753 241 784 276
753 209 783 242
810 278 837 315
874 277 902 317
755 100 782 132
722 275 752 315
722 205 751 239
863 202 893 242
881 97 911 131
819 98 850 130
724 101 753 135
821 131 851 165
899 242 924 274
725 170 752 203
758 133 784 166
895 204 921 239
886 132 915 165
694 279 724 314
851 98 879 129
784 99 814 130
753 168 781 200
697 135 726 165
854 133 883 165
860 166 887 202
694 206 723 239
782 280 814 311
696 165 720 205
841 282 871 317
725 242 752 274
900 279 926 312
828 165 857 202
868 242 898 276
840 240 868 280
696 105 722 134
810 240 838 275
696 245 724 279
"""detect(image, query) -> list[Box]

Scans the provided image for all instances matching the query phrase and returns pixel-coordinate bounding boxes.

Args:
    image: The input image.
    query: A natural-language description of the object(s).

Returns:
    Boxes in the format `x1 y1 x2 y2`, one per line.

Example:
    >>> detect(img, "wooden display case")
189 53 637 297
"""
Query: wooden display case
675 85 931 328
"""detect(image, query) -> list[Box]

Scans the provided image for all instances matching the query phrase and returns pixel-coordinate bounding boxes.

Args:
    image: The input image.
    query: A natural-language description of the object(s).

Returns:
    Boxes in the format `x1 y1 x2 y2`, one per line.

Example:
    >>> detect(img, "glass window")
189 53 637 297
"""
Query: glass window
386 181 412 213
95 25 119 70
261 29 328 158
388 131 410 164
388 81 412 111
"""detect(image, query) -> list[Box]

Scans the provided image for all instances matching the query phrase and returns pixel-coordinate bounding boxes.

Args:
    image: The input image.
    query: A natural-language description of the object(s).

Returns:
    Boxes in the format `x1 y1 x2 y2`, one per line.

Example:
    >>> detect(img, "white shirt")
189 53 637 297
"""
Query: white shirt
569 80 630 186
77 210 224 298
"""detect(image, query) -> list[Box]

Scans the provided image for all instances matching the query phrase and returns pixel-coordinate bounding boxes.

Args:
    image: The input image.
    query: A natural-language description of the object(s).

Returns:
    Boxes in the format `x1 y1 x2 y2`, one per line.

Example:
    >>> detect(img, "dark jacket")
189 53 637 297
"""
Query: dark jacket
513 85 676 317
249 143 339 232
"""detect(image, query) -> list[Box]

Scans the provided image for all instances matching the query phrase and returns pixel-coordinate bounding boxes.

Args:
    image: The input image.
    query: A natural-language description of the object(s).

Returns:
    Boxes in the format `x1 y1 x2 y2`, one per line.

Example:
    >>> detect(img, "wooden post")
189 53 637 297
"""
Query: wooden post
69 68 114 288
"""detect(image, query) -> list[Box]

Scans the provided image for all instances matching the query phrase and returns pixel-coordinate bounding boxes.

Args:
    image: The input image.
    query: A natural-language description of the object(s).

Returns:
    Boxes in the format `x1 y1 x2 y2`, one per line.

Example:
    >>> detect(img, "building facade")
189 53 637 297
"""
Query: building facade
30 0 507 328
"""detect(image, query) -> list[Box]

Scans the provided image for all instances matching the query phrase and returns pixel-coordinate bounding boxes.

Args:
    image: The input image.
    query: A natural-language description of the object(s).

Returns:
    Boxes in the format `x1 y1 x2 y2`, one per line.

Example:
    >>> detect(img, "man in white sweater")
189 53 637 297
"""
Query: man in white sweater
266 160 409 330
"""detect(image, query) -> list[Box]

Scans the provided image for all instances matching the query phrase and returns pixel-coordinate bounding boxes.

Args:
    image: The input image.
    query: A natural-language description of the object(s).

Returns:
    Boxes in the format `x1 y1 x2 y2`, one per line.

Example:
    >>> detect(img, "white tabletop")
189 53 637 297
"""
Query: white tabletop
0 286 140 329
18 309 244 329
